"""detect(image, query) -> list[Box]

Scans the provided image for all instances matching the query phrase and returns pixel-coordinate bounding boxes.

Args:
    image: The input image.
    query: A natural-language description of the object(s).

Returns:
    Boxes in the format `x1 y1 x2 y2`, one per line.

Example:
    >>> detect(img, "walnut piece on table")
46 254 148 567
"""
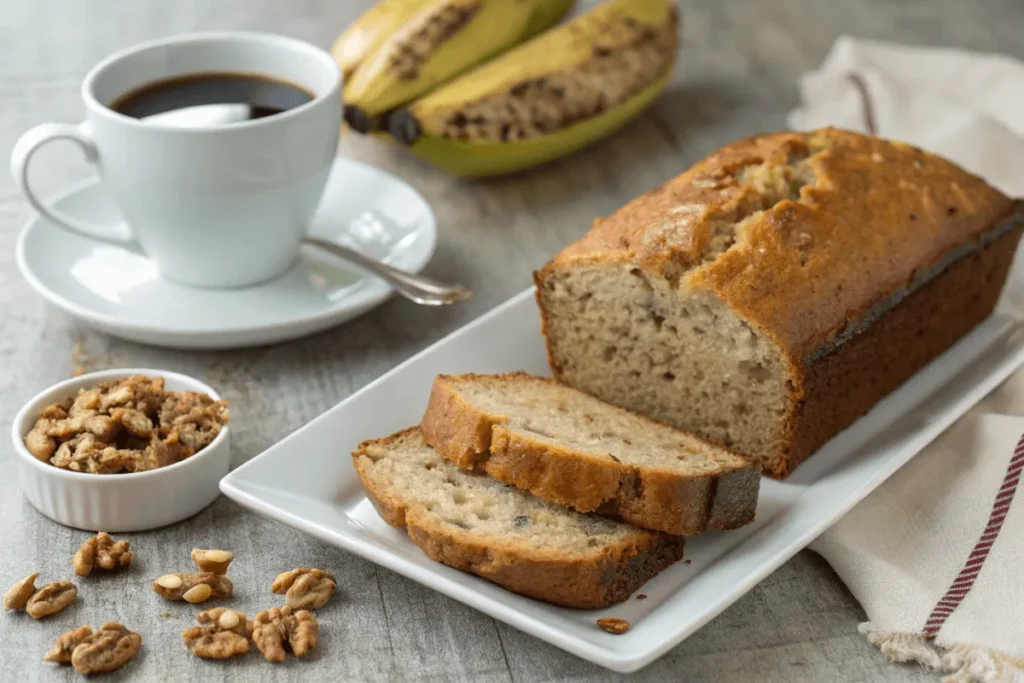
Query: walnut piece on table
252 605 318 663
3 572 40 611
73 532 133 577
191 548 233 575
152 572 232 603
26 580 78 619
44 625 94 664
23 375 228 475
182 608 252 660
271 568 337 610
69 622 142 675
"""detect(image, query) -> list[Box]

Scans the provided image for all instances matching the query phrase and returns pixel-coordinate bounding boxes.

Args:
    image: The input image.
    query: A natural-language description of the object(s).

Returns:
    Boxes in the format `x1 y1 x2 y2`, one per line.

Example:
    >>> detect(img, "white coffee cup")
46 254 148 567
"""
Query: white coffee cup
10 32 342 289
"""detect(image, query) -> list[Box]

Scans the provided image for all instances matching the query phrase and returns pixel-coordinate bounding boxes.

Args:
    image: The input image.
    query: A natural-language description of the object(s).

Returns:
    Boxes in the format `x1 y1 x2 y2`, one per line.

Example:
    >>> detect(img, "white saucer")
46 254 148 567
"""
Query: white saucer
16 157 437 349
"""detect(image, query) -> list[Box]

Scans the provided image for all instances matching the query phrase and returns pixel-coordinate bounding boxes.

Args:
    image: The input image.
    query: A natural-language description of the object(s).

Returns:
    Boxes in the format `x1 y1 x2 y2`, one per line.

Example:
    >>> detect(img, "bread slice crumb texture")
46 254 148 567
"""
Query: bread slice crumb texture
353 428 684 608
419 373 761 536
445 372 750 473
356 428 642 549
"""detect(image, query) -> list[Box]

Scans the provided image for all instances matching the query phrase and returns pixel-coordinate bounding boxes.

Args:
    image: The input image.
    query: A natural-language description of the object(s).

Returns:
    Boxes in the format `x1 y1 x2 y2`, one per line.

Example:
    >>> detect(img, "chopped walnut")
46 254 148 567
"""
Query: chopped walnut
152 572 232 602
201 607 251 633
271 568 337 610
182 608 252 659
252 605 318 663
191 549 233 575
24 426 56 461
23 375 228 475
26 580 78 619
101 376 165 413
40 402 70 420
3 572 40 611
50 433 139 474
70 622 142 675
44 625 94 664
114 408 154 438
596 617 630 635
73 532 133 577
159 392 229 452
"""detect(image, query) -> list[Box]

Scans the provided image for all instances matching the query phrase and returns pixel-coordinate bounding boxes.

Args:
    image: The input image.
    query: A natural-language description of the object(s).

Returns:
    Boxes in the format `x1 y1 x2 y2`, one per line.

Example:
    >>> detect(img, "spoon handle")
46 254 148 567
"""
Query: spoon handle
303 238 472 307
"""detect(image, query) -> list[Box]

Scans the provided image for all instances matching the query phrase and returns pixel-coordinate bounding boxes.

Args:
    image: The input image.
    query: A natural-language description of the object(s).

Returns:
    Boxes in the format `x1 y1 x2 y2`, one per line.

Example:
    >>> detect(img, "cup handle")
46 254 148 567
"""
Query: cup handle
10 122 133 243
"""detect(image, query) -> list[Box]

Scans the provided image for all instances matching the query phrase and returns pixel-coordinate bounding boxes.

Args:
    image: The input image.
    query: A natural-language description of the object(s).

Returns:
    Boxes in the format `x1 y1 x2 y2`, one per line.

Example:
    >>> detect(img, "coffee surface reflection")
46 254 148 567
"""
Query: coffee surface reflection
111 72 314 127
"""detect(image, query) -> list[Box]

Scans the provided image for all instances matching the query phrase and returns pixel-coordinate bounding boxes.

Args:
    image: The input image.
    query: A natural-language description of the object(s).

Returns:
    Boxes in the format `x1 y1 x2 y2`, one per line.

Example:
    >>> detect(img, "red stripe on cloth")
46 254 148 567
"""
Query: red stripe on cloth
922 431 1024 637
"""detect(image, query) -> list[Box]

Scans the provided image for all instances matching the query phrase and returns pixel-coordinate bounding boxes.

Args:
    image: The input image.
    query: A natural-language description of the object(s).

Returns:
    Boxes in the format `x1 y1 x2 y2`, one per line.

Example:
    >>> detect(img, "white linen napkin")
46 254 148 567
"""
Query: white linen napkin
788 37 1024 682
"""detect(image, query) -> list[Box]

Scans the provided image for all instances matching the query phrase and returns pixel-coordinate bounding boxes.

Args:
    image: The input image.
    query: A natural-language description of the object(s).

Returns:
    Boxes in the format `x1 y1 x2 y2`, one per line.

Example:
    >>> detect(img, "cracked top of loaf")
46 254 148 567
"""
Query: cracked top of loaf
549 127 1017 362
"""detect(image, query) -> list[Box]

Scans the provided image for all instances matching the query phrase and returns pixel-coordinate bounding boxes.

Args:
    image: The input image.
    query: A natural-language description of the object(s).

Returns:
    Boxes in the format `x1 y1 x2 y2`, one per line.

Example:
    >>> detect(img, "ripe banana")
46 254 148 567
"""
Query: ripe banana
341 0 574 133
331 0 436 80
387 0 679 177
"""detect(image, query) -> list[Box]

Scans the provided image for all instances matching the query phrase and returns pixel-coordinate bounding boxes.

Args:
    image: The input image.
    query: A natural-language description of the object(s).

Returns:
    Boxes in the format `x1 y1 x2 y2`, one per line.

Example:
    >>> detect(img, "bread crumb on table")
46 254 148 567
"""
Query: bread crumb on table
71 341 96 377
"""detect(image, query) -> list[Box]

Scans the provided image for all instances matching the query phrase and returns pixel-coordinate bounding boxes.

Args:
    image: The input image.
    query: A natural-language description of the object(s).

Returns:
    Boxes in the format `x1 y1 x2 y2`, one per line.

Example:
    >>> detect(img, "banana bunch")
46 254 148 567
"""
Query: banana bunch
334 0 679 177
337 0 574 132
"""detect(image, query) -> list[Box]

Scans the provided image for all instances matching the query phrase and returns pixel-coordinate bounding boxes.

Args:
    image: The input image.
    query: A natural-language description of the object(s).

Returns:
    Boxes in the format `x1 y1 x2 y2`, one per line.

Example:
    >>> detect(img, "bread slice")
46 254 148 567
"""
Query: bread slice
352 427 684 609
419 373 760 536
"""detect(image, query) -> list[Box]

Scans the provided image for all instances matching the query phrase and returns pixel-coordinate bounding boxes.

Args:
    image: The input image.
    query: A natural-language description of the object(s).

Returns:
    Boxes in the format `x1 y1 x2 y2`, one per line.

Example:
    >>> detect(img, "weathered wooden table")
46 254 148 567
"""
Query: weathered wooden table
2 1 1020 680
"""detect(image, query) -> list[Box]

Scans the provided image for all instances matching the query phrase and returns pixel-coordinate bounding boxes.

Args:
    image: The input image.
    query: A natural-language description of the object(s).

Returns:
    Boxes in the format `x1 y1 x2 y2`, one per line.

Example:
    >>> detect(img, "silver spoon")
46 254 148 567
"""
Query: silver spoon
303 237 472 306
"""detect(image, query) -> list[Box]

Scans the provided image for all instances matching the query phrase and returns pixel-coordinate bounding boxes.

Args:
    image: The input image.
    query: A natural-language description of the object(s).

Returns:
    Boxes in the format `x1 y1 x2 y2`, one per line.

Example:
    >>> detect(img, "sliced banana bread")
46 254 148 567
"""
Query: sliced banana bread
352 427 684 609
535 128 1024 478
419 373 760 536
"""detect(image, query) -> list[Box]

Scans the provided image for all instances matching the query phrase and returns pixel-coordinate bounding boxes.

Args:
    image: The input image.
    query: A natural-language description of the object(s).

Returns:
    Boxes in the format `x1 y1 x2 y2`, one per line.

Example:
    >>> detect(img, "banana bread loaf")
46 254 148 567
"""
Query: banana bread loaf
535 128 1024 478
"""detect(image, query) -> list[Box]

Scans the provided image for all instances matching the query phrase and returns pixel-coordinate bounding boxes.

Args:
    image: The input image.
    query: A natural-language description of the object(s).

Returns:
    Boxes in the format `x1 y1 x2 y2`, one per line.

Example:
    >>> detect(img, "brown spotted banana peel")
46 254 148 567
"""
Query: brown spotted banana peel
338 0 575 133
386 0 679 177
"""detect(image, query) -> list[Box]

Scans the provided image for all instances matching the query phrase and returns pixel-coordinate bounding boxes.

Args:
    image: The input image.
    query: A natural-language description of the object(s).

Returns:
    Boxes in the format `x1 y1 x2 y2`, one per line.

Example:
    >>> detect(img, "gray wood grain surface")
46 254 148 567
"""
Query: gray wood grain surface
1 0 1021 680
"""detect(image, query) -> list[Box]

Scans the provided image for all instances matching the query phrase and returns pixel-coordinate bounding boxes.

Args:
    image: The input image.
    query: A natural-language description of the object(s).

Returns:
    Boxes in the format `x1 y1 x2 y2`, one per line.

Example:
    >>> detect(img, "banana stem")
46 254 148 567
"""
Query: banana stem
388 110 423 146
344 105 378 134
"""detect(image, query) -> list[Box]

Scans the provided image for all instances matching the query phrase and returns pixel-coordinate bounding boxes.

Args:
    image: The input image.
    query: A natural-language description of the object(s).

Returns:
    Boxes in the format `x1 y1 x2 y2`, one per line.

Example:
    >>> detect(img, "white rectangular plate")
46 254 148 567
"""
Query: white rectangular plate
221 288 1024 673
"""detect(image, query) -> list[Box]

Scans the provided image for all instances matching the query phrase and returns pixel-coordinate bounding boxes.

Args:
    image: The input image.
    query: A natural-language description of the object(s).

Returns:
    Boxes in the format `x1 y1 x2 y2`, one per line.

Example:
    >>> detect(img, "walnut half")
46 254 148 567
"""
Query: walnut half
191 548 233 575
70 622 142 675
152 572 232 603
596 617 630 635
182 608 252 660
271 568 337 610
3 572 40 611
44 625 94 664
252 605 318 663
73 532 133 577
26 581 78 619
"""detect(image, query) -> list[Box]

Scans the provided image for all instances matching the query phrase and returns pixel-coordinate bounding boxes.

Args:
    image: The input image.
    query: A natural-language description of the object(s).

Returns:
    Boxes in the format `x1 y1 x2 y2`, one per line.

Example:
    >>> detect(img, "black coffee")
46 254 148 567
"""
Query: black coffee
111 72 314 126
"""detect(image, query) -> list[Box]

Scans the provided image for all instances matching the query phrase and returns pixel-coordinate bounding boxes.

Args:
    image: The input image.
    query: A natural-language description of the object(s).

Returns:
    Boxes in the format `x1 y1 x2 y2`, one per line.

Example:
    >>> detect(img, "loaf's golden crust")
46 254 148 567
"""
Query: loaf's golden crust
352 427 685 609
548 128 1015 363
779 223 1022 478
420 378 494 469
419 373 759 535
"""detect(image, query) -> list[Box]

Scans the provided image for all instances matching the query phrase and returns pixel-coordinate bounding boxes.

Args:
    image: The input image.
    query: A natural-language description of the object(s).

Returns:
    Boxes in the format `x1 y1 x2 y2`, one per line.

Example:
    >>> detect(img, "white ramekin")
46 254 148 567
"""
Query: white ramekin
11 368 230 532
